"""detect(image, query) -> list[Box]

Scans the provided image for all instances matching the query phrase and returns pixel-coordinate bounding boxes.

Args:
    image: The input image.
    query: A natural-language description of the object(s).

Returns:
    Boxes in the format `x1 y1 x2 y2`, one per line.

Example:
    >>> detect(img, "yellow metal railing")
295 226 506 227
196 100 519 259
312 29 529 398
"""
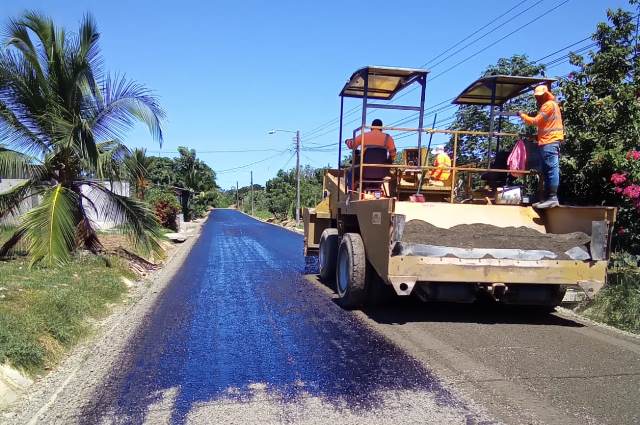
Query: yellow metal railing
344 126 536 203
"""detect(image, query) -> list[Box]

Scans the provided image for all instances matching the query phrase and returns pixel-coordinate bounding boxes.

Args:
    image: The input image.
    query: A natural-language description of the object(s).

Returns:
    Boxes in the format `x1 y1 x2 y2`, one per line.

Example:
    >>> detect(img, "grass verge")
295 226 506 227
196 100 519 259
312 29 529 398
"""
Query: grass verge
579 253 640 334
0 254 133 374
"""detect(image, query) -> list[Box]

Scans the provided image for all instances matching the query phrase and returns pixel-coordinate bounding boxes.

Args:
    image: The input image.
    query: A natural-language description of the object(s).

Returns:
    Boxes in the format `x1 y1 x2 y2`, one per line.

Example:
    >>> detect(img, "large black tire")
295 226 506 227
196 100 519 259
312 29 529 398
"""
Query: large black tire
318 228 339 283
336 233 368 309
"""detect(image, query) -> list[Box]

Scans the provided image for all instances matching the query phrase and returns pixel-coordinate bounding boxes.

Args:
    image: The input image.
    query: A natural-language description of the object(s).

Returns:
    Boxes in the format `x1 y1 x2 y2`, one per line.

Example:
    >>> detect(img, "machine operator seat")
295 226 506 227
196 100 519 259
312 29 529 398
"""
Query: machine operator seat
352 147 391 191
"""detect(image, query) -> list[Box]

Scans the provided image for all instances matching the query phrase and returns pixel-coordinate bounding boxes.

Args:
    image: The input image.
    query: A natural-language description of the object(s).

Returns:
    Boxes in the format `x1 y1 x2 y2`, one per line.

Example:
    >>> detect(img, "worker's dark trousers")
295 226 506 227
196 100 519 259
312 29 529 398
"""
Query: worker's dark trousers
539 142 561 193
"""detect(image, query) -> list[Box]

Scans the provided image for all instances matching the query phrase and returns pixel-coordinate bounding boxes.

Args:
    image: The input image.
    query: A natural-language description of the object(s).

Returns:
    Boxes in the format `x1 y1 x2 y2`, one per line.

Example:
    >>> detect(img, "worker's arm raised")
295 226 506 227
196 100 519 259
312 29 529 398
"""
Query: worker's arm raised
519 102 554 126
345 134 363 150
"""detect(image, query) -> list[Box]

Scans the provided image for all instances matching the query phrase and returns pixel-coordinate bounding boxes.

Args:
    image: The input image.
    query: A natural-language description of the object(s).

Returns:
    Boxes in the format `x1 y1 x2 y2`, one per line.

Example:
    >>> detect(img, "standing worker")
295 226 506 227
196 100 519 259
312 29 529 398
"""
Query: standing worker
518 85 564 209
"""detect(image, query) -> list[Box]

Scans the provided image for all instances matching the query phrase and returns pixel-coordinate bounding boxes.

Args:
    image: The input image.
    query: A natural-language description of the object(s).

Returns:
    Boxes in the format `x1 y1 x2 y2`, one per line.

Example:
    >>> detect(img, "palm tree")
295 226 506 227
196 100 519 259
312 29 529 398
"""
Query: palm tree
0 12 165 266
125 148 154 200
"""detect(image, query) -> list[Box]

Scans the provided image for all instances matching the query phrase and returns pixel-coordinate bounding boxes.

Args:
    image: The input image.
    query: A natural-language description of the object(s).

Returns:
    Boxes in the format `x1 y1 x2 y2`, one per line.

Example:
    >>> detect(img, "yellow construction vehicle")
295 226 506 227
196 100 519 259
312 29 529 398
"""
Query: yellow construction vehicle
303 66 616 310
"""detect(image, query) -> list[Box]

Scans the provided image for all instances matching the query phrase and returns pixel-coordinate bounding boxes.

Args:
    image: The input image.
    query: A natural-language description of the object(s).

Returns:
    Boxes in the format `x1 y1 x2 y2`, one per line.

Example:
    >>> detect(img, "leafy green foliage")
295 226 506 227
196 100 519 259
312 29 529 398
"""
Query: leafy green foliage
558 4 640 253
146 147 220 220
0 12 165 265
21 185 78 267
146 187 181 231
265 170 295 220
146 156 177 186
264 166 323 219
125 148 154 200
448 55 545 165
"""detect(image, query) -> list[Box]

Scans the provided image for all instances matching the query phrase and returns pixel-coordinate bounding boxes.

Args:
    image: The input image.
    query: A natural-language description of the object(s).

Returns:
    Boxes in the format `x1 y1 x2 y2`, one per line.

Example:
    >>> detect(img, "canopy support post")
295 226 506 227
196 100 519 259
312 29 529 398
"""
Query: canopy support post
486 82 497 168
337 95 344 202
416 75 427 166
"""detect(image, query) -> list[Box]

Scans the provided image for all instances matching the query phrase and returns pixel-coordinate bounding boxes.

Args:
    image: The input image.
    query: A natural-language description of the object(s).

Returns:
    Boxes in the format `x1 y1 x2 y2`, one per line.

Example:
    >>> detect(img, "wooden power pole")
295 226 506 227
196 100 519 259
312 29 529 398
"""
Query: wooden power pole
250 171 254 216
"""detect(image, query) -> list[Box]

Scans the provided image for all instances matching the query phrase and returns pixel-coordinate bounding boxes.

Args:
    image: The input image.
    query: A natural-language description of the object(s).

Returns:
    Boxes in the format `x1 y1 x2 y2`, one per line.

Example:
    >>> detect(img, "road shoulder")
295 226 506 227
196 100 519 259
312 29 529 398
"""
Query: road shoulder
1 213 210 424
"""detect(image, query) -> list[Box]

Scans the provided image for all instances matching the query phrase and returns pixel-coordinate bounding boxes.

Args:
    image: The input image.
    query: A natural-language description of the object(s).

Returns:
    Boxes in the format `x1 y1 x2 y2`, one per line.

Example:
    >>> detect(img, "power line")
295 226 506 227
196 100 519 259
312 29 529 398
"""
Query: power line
420 0 530 68
216 149 291 174
147 148 283 154
430 0 571 82
298 0 575 153
299 0 545 139
424 0 545 70
533 36 593 63
542 42 597 68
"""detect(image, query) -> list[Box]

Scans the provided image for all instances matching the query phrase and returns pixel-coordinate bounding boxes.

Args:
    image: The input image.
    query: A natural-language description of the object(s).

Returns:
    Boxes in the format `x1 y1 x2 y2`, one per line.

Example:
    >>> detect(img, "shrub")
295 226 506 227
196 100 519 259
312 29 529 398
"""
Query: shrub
581 252 640 334
610 148 640 253
146 187 181 231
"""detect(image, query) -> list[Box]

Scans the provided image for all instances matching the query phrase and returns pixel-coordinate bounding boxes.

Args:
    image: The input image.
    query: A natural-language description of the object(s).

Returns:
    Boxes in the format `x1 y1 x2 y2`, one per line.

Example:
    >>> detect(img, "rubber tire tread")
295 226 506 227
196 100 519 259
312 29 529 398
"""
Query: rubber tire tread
318 228 339 283
336 233 367 310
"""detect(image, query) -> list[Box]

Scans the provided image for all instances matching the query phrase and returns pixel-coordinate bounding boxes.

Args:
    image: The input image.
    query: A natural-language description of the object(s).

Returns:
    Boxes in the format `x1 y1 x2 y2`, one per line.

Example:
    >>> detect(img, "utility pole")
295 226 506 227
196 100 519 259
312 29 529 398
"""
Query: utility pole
236 181 239 210
295 130 301 226
267 128 301 225
250 170 254 216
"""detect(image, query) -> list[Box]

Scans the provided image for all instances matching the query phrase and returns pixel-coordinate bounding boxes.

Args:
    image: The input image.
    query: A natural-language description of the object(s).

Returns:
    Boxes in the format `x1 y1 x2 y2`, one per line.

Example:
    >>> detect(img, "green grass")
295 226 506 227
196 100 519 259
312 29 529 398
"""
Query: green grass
252 210 273 220
580 254 640 334
0 255 132 374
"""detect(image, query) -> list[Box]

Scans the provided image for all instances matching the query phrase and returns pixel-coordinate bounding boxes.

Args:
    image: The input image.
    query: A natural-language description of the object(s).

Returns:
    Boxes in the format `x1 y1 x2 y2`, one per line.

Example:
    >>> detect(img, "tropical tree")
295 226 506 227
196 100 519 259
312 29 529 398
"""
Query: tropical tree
447 55 545 165
264 166 324 219
558 2 640 253
0 12 165 265
125 148 154 200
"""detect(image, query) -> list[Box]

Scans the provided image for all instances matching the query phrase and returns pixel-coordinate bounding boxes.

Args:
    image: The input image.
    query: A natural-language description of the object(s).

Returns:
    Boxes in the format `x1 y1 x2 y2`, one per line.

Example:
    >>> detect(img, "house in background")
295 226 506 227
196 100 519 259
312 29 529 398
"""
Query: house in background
0 178 39 227
0 178 130 230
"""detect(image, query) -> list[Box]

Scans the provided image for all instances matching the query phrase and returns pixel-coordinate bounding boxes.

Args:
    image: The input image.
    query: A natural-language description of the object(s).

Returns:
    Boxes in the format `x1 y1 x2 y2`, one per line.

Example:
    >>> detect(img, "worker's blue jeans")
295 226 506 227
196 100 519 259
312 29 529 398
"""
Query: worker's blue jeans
539 142 561 191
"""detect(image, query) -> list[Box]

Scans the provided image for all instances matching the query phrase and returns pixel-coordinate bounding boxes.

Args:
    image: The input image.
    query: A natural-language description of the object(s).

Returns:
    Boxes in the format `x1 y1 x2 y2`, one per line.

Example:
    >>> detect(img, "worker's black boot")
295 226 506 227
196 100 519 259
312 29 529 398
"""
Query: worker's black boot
535 187 560 209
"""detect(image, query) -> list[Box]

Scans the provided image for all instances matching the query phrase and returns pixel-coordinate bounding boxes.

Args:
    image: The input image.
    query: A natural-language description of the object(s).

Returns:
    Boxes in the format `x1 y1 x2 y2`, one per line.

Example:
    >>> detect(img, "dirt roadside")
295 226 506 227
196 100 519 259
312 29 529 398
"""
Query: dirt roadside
0 213 210 424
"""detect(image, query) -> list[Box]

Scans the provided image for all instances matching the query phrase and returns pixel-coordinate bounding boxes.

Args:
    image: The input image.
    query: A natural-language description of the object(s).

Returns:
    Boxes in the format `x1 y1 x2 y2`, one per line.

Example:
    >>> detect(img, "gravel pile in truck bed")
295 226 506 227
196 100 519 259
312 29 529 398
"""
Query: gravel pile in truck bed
400 220 591 257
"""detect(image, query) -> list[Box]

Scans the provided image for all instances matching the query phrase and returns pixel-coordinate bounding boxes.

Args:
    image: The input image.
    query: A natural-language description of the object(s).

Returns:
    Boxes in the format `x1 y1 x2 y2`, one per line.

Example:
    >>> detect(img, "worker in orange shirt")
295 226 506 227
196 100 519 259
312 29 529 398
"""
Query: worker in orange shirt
519 84 564 209
430 145 451 183
346 119 397 162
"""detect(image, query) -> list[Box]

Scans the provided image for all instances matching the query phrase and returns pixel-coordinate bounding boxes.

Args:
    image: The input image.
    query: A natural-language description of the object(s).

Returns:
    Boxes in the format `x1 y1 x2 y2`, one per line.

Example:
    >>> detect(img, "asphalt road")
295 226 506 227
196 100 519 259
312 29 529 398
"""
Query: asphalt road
29 209 640 424
77 209 488 424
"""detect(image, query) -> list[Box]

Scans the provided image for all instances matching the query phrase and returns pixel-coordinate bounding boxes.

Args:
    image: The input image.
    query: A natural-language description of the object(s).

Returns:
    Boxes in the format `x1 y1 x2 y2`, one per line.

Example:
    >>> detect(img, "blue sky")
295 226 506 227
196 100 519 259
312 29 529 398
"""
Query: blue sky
1 0 632 189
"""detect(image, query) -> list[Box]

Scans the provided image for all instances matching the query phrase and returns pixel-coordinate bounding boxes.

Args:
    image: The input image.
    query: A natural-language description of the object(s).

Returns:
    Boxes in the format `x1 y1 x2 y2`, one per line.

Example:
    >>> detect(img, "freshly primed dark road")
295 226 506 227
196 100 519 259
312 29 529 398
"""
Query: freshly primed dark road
11 209 640 424
80 210 482 424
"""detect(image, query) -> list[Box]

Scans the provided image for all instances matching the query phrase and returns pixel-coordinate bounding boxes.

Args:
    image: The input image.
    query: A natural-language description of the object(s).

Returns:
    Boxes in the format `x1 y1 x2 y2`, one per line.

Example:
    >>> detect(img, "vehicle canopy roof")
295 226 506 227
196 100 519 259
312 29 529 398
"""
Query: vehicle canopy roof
452 75 557 106
339 66 428 100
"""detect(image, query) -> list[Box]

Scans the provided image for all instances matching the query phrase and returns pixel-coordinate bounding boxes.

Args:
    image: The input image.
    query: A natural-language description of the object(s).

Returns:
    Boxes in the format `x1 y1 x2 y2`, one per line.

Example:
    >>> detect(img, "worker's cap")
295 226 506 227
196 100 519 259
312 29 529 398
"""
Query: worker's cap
533 85 549 97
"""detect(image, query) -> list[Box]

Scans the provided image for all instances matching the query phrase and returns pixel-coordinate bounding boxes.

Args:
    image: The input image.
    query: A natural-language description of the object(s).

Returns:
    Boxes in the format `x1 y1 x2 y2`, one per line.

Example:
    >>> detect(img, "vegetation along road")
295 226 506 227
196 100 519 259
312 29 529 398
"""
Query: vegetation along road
3 209 638 425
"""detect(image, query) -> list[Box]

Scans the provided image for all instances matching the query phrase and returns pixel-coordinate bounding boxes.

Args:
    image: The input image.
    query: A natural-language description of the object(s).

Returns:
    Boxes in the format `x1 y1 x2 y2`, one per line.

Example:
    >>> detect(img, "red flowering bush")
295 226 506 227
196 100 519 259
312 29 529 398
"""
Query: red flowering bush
146 187 181 231
611 148 640 252
626 150 640 161
611 173 627 185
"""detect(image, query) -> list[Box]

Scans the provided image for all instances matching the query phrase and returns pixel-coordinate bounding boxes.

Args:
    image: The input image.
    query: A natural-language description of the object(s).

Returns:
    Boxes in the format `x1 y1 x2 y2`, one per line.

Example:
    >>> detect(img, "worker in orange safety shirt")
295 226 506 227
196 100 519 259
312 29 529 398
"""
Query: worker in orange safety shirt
345 118 397 162
345 119 397 190
518 84 564 209
430 145 451 183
